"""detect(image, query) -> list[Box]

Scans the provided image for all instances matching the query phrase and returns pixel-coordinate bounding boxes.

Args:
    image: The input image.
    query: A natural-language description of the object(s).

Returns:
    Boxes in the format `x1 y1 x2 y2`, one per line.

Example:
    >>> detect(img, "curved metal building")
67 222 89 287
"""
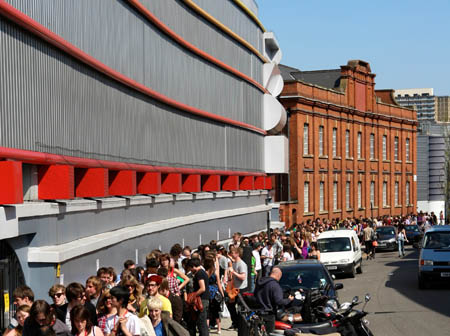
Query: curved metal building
0 0 287 317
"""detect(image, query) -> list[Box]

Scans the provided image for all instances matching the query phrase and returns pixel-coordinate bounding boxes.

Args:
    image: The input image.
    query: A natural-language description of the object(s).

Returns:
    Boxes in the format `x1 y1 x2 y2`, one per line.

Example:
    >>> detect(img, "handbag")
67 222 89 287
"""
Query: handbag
186 292 204 313
372 241 378 247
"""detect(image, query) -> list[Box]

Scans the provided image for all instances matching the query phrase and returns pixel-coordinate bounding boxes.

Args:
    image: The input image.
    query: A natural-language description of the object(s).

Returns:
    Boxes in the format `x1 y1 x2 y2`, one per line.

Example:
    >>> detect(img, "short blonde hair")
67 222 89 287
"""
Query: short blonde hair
147 297 163 311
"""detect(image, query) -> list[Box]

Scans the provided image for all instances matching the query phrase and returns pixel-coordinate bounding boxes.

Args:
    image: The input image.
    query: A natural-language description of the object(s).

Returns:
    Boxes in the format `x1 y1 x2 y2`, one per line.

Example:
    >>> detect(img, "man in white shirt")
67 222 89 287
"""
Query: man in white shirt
105 286 140 336
261 241 274 277
251 242 263 292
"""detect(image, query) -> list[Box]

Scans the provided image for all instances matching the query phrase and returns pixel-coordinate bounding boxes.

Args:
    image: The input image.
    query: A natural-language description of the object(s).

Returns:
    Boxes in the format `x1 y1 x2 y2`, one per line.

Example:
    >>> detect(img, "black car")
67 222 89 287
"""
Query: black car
277 259 343 300
375 226 398 251
405 224 423 246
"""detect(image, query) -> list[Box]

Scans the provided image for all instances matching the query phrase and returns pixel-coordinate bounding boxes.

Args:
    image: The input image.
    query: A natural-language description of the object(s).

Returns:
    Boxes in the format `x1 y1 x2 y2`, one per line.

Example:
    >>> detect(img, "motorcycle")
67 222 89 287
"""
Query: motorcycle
278 293 374 336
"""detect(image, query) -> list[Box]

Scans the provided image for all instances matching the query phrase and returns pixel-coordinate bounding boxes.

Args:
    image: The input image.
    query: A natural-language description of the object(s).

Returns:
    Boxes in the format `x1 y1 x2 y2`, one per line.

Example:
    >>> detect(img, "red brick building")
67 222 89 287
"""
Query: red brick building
275 60 418 227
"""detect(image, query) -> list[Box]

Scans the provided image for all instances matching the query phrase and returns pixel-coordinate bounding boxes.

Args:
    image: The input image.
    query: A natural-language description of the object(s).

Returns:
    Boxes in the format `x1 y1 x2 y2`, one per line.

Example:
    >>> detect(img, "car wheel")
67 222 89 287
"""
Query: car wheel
418 275 425 290
349 264 356 278
357 261 363 274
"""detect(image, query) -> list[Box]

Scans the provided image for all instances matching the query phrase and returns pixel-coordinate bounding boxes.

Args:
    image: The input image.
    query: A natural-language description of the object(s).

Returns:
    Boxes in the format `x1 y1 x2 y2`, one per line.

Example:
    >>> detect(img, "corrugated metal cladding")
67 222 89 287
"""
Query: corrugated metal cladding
428 136 445 200
140 0 263 84
416 136 429 201
192 0 263 54
4 0 263 128
0 20 264 172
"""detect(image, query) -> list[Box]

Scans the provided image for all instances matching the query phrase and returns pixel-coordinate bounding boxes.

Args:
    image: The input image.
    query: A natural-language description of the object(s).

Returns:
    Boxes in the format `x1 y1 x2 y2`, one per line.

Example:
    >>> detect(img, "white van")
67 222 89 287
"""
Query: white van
317 229 363 278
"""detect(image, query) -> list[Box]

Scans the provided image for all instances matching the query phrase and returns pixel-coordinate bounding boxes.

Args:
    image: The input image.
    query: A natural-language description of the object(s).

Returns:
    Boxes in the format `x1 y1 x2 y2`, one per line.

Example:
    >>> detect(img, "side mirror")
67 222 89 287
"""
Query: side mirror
365 294 371 302
331 274 336 280
352 296 359 304
334 283 344 290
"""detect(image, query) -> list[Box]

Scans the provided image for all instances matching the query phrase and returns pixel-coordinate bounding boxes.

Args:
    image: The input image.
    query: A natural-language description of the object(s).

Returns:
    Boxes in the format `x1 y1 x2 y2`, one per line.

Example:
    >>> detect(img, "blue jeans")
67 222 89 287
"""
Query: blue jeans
398 240 405 256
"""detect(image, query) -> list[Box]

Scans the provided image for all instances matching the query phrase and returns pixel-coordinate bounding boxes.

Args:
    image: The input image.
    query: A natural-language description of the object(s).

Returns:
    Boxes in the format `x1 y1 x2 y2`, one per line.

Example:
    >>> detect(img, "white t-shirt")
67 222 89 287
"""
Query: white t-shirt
282 252 294 261
252 250 262 271
261 246 274 267
105 311 141 335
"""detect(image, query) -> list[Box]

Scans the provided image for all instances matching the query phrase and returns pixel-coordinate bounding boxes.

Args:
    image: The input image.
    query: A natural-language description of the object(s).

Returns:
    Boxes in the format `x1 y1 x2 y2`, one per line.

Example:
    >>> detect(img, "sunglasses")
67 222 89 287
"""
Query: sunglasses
53 293 64 298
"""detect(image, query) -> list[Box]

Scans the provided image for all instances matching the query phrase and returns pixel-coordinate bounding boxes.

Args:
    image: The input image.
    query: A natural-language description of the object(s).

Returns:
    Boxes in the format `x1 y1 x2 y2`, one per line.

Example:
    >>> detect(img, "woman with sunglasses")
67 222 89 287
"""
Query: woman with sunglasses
97 290 117 335
70 304 104 336
119 274 143 314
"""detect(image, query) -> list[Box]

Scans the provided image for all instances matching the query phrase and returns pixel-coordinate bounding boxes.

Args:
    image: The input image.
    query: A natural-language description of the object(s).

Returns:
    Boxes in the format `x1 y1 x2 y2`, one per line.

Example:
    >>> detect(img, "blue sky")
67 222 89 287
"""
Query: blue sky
257 1 450 95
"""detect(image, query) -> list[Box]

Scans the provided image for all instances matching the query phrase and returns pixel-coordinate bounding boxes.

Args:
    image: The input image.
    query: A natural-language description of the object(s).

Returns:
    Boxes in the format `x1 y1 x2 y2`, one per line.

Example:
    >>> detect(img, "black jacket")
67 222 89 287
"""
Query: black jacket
254 276 291 313
55 301 98 327
23 318 70 336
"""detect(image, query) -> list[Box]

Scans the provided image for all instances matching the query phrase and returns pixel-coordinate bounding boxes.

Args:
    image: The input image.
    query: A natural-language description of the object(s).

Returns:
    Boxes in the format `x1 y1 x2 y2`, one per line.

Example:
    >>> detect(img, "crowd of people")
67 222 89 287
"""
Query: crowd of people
3 211 442 336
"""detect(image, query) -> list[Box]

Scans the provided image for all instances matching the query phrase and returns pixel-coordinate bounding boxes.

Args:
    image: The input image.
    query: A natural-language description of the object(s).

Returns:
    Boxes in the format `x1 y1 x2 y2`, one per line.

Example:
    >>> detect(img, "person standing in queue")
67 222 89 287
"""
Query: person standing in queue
254 267 294 334
225 246 247 330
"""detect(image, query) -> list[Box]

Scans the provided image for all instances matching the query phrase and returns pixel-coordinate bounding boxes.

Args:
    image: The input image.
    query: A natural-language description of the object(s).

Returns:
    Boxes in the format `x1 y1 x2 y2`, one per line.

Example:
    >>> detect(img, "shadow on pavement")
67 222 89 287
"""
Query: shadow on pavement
384 248 450 318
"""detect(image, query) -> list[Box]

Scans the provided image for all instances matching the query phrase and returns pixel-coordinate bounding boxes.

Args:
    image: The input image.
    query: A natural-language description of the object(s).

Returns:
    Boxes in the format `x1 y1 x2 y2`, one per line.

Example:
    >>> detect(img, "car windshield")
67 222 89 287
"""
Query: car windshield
317 237 351 252
376 227 395 235
279 267 331 291
405 226 419 232
423 232 450 249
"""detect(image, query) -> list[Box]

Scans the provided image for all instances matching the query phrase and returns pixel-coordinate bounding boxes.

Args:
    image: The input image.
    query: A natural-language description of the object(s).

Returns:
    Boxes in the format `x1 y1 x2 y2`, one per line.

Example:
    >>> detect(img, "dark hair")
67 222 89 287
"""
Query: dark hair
188 258 202 268
169 244 182 258
97 267 111 277
146 258 160 269
70 304 93 333
110 286 130 308
107 267 117 282
30 300 53 326
124 259 135 269
157 267 169 278
203 258 215 272
65 283 85 302
13 285 34 302
38 325 56 336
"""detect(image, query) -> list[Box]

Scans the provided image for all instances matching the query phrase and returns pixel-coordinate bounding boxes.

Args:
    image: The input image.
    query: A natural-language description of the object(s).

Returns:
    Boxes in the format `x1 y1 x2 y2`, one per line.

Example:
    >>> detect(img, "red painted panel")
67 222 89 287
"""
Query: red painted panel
38 165 74 200
75 168 108 197
182 174 201 193
162 173 182 193
355 82 366 112
0 161 23 204
137 172 161 194
254 176 265 189
265 177 273 190
221 175 239 191
109 170 136 196
239 176 255 190
201 175 220 192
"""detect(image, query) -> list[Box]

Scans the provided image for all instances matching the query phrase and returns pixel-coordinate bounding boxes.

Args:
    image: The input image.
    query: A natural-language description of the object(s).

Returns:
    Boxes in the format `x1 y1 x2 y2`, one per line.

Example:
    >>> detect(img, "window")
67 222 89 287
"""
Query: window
370 133 375 159
370 181 375 207
357 132 362 159
319 182 325 211
303 124 309 155
304 182 309 213
395 182 399 206
382 135 387 160
406 138 410 161
357 182 362 209
383 182 388 206
333 182 338 210
346 181 351 209
345 130 350 158
406 181 410 205
319 126 324 156
394 137 399 160
332 128 337 157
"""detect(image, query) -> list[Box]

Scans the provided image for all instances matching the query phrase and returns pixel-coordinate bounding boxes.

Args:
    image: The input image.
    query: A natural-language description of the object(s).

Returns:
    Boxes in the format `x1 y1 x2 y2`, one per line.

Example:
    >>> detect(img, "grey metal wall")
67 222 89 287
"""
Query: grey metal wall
0 19 264 171
428 136 445 201
416 135 429 201
191 0 263 54
4 0 263 120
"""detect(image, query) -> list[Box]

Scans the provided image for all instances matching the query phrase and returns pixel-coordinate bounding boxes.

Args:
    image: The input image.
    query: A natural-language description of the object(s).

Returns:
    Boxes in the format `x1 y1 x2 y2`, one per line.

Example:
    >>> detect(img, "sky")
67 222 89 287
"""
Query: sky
257 0 450 95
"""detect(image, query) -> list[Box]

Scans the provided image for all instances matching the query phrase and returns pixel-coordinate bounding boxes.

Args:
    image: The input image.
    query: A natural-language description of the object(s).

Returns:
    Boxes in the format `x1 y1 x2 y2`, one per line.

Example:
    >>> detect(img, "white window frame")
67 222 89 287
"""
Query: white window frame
319 126 324 156
303 124 309 155
319 181 325 211
357 182 362 209
304 182 309 213
370 181 375 207
394 137 399 161
383 182 388 207
333 181 338 210
370 133 375 159
406 138 410 161
357 132 362 159
382 135 387 160
345 130 350 158
406 181 410 205
346 181 351 209
332 128 337 157
394 181 399 206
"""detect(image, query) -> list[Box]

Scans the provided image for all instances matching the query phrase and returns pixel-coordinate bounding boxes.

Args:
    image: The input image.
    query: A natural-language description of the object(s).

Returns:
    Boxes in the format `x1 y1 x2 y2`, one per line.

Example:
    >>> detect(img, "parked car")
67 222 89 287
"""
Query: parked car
317 229 362 278
405 224 423 246
375 226 397 251
418 225 450 289
278 259 344 299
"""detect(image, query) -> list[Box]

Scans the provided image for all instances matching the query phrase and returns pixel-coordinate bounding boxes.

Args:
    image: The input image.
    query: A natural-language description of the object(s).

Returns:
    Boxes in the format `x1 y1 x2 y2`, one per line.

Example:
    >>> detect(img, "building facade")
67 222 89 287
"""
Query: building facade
276 61 418 227
436 96 450 122
394 88 436 122
0 0 287 322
